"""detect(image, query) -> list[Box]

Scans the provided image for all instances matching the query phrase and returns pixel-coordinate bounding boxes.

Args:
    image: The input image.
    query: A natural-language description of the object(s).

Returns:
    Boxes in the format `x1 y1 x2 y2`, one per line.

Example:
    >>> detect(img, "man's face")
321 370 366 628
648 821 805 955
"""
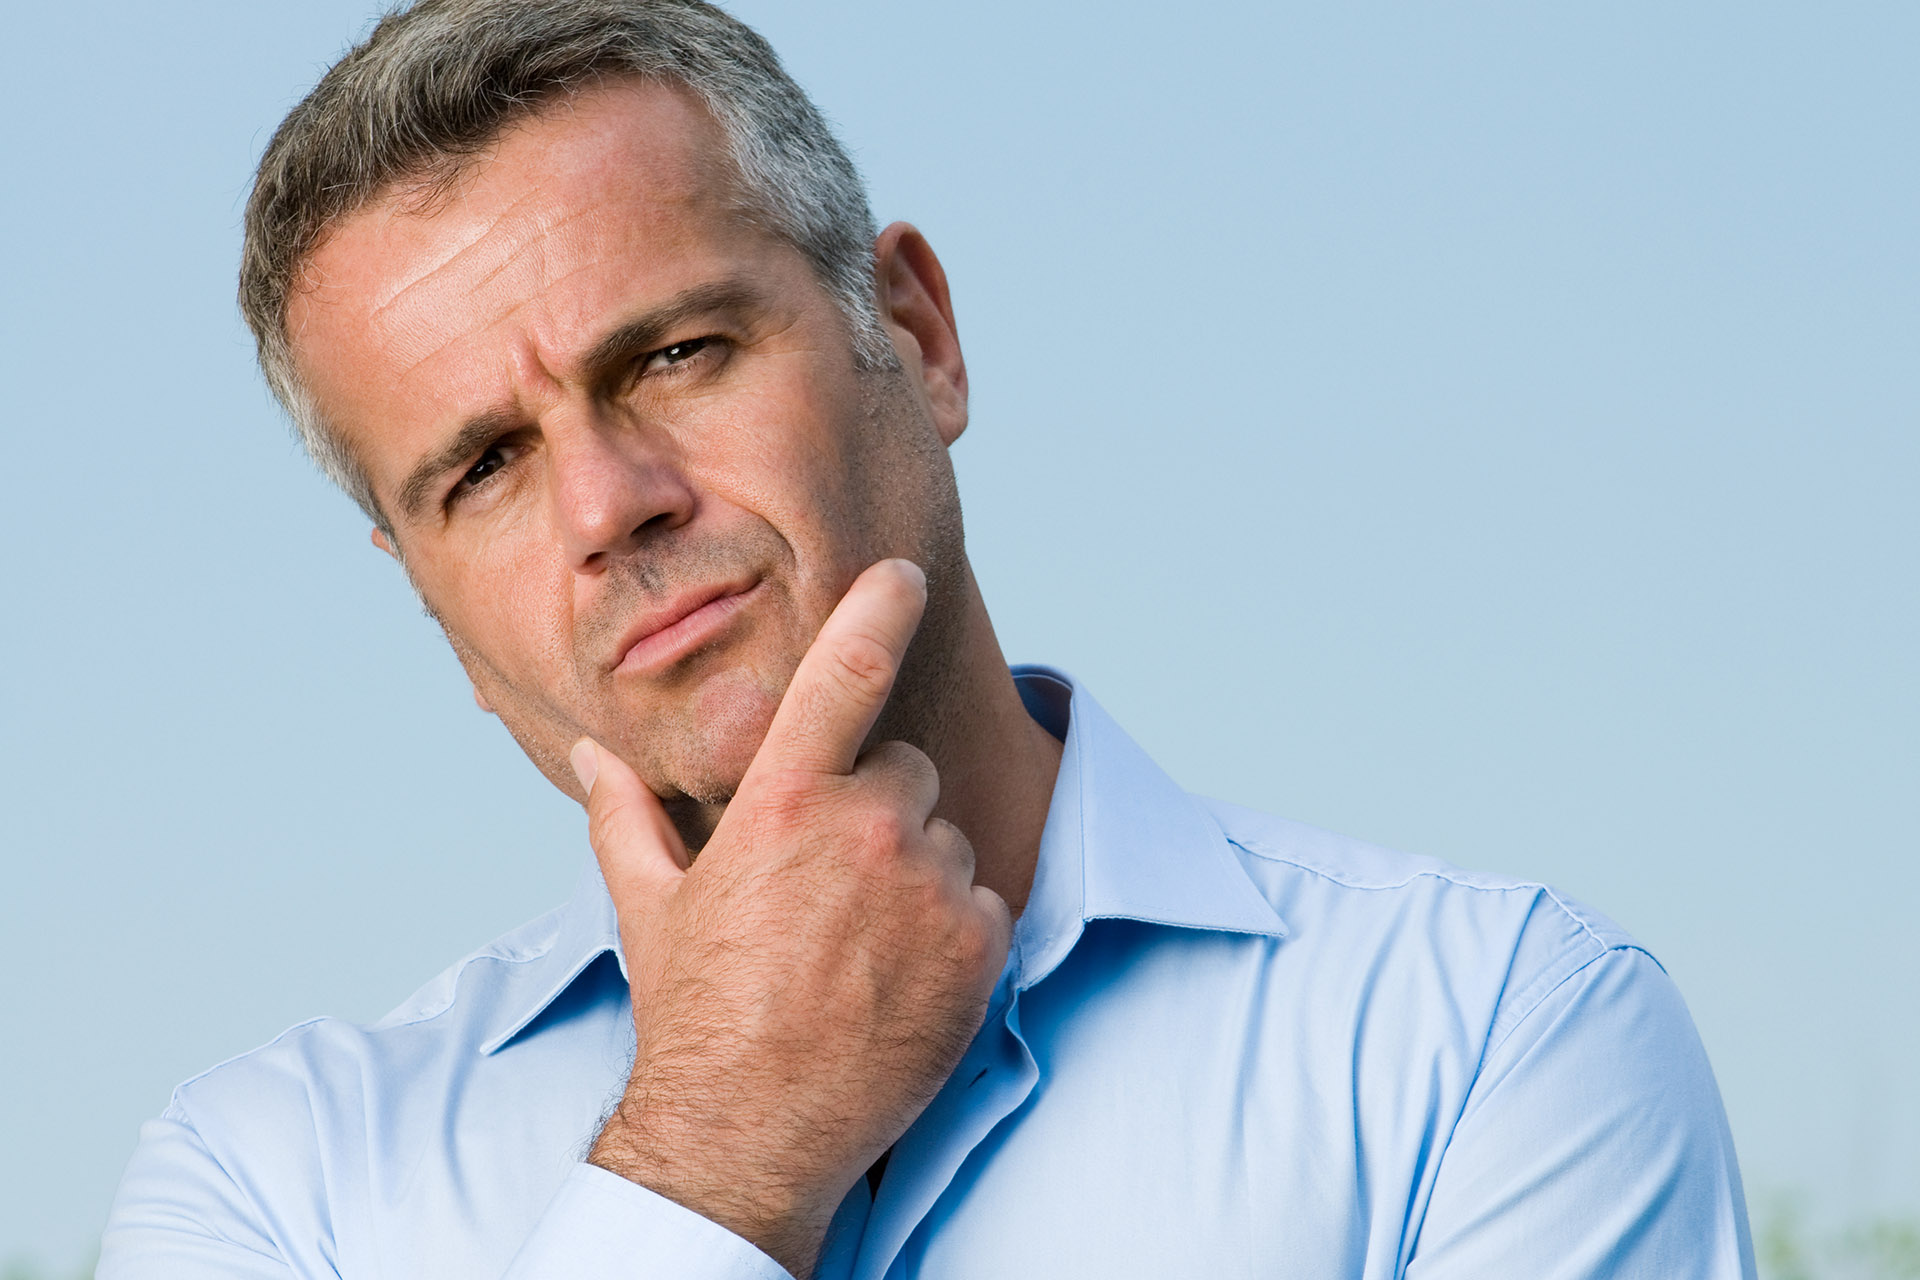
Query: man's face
287 80 965 806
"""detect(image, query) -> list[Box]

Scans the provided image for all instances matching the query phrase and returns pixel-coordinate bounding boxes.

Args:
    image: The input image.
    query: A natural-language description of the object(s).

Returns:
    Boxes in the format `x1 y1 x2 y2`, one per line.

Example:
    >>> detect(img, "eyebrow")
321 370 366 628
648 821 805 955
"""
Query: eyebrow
393 278 770 524
396 406 523 523
578 278 766 383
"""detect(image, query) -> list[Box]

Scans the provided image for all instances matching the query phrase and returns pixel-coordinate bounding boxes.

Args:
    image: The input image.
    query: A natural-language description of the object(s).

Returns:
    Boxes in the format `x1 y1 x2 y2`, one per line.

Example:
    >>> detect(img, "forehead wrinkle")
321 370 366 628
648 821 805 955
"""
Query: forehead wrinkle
390 304 513 386
389 285 579 405
366 121 717 329
379 226 558 386
378 198 702 392
359 181 555 328
308 85 765 487
458 196 610 309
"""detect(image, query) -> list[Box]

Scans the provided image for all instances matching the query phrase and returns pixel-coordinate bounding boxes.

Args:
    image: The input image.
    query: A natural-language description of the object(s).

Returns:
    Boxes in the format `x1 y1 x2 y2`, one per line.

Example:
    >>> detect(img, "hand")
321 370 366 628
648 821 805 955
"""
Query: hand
571 559 1013 1279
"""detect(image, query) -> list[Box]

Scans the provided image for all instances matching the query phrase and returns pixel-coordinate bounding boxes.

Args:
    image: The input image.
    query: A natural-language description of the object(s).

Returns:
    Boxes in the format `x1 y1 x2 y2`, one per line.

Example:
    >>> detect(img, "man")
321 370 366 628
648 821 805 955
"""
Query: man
101 1 1756 1276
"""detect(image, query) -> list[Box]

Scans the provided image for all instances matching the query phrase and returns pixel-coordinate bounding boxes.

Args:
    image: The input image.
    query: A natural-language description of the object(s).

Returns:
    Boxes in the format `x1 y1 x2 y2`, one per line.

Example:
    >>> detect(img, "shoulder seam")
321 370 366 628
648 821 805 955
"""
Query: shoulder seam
1223 833 1642 958
1226 833 1550 899
173 1016 334 1094
1533 882 1639 959
1483 941 1664 1063
173 942 560 1091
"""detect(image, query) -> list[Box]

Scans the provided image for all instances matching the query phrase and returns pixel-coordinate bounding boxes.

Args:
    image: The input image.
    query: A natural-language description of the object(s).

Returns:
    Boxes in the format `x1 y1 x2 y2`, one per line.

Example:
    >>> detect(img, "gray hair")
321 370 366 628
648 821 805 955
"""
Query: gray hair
240 0 892 529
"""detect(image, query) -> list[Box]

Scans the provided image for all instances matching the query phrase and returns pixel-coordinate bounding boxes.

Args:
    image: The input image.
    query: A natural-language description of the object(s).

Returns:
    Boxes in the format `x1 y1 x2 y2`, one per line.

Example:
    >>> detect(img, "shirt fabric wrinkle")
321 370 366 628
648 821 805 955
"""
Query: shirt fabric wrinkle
99 665 1756 1280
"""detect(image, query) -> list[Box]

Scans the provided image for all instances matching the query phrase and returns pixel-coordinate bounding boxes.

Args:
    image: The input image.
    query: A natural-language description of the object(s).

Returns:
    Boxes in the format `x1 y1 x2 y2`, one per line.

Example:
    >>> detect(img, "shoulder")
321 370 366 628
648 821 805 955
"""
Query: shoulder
1198 796 1659 1043
168 902 575 1144
108 903 628 1272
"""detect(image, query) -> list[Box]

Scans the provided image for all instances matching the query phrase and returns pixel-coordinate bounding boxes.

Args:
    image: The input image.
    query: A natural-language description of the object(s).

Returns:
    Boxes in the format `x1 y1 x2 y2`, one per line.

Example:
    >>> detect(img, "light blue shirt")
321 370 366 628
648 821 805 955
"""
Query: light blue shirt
101 667 1755 1278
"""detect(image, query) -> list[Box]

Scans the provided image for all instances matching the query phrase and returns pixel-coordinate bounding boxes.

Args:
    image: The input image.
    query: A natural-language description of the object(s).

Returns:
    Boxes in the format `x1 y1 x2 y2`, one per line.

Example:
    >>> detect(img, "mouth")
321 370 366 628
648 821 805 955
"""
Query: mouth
610 578 761 676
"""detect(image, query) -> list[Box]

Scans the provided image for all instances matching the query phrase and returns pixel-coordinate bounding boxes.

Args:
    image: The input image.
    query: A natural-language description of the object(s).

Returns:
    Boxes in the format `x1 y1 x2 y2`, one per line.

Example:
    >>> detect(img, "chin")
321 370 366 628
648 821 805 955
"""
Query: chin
658 670 783 804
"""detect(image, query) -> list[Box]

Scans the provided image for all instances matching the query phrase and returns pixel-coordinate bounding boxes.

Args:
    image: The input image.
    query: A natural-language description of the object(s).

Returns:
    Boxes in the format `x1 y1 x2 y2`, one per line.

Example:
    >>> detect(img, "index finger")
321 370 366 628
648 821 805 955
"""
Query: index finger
748 558 928 778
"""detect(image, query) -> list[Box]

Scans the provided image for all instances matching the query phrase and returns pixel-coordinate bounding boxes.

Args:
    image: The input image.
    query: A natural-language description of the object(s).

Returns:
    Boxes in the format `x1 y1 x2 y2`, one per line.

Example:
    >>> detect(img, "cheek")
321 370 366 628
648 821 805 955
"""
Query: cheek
425 529 577 689
696 369 869 534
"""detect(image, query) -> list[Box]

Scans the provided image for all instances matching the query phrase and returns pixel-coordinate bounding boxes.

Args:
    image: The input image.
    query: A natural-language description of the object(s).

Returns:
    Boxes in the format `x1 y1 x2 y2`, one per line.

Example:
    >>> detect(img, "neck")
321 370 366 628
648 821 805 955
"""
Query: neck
899 568 1063 916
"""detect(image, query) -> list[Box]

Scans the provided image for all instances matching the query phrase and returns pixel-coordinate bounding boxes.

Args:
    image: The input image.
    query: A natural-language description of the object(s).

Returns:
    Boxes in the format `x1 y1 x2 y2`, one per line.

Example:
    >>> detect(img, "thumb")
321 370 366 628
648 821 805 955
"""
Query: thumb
570 738 689 914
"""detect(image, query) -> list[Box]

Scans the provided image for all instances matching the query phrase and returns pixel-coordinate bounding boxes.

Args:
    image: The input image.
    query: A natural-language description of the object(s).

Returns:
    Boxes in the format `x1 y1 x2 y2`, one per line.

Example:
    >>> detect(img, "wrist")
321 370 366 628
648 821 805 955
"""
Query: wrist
589 1101 835 1279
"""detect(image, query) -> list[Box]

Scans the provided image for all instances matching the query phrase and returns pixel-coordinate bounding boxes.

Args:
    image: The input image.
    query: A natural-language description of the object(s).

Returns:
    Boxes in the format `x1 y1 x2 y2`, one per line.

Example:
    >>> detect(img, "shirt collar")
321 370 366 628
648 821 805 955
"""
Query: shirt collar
1009 665 1287 991
480 665 1286 1053
478 858 624 1055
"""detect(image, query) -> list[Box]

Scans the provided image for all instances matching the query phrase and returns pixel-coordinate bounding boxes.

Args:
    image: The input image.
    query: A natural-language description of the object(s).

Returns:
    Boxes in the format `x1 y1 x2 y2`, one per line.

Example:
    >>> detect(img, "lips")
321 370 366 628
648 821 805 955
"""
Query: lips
608 578 759 675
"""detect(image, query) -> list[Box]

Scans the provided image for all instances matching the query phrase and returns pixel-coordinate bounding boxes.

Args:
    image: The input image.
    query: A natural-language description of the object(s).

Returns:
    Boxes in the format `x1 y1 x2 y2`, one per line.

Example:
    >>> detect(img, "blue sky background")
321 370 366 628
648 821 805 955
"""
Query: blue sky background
2 0 1914 1270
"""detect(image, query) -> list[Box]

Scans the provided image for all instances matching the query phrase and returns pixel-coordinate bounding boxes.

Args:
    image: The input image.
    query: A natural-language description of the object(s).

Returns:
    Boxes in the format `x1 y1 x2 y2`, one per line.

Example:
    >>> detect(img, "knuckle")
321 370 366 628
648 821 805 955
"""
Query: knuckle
854 806 910 857
967 892 1011 945
956 903 1009 971
585 795 626 852
894 741 936 781
865 738 913 767
942 913 992 974
754 765 819 808
853 741 900 777
927 817 976 866
824 628 897 700
862 739 935 789
925 815 967 846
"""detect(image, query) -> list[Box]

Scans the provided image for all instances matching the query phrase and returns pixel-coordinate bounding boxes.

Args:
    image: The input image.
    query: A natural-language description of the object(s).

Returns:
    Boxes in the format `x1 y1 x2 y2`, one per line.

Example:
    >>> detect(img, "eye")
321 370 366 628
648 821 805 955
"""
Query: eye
645 336 714 374
461 446 507 487
449 444 513 505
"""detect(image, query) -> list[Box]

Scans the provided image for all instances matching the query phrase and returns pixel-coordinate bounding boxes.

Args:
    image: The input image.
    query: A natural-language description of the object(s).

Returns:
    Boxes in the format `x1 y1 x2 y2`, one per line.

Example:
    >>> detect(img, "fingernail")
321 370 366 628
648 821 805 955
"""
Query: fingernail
569 739 598 796
897 559 926 593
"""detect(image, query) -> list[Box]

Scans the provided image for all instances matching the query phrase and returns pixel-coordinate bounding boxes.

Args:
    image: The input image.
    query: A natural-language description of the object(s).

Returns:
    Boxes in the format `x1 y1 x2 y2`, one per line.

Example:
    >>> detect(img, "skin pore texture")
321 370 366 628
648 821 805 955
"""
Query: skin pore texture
285 78 1062 1276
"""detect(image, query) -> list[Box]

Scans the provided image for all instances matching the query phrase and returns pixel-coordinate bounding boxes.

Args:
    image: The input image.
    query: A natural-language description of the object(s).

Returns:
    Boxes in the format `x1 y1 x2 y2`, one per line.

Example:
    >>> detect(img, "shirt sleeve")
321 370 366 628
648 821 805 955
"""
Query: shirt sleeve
1406 946 1757 1280
99 1107 793 1280
503 1164 795 1280
97 1107 294 1280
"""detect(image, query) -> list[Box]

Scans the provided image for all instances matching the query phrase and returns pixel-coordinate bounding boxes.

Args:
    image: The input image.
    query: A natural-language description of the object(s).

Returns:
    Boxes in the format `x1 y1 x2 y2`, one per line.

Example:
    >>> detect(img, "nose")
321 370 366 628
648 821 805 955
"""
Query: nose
545 407 696 571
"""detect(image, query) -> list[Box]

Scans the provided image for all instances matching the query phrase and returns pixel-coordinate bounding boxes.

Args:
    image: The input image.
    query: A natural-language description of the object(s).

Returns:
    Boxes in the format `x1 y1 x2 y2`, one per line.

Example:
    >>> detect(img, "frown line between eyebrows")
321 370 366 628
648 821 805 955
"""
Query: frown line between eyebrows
392 278 771 524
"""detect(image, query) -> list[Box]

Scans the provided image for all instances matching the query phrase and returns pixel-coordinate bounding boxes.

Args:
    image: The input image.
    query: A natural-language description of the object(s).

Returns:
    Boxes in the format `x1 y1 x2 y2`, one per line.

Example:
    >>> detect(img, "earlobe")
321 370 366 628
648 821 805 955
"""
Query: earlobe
371 527 396 557
472 684 495 715
874 222 970 446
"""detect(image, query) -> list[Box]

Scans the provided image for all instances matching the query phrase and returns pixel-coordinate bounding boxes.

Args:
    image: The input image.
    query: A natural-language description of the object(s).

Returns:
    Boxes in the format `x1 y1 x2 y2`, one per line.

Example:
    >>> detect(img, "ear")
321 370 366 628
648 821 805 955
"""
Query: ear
369 523 488 709
873 221 968 446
